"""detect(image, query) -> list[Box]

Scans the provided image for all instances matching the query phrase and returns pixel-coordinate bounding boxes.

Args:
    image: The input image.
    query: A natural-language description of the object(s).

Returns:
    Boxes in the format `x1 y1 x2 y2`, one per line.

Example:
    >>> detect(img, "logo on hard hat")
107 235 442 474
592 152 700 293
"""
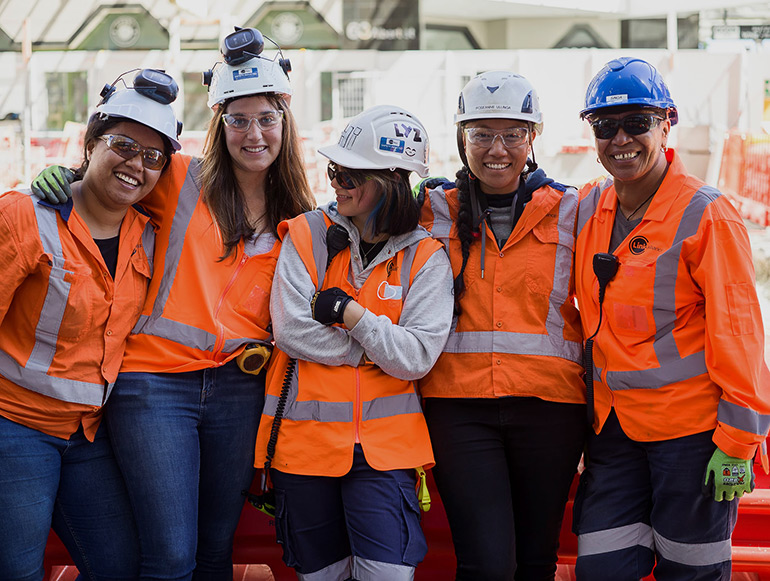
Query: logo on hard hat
629 236 648 255
379 137 405 153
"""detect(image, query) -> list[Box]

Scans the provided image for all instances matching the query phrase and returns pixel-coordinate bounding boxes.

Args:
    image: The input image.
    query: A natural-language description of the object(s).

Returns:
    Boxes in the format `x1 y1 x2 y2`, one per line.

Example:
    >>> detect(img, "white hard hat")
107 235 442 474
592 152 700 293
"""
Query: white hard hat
318 105 430 178
205 55 291 110
96 69 182 150
455 70 543 134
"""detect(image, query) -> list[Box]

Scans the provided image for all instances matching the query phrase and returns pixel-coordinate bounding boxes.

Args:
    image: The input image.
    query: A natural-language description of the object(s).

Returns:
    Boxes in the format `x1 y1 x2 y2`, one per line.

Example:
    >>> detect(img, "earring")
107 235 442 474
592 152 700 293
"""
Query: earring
596 157 601 163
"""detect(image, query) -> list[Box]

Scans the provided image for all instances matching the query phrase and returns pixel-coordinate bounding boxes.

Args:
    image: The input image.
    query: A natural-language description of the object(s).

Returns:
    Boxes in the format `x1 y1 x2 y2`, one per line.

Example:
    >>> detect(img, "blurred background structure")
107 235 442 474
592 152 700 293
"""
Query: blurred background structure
2 0 770 210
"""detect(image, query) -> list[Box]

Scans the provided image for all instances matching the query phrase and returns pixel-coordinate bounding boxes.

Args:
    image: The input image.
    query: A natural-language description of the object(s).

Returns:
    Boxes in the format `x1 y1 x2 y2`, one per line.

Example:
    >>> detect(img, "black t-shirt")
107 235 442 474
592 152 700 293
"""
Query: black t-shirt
94 235 120 279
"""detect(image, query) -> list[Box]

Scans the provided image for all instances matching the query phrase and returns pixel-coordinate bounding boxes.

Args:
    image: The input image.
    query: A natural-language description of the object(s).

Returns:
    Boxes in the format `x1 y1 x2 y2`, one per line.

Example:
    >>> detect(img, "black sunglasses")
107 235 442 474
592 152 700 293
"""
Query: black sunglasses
327 163 371 190
590 114 665 140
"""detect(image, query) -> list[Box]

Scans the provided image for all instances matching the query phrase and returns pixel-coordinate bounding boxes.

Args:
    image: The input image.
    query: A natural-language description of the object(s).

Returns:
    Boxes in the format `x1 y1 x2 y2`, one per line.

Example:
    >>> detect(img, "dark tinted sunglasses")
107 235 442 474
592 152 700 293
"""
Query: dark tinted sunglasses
98 134 166 170
590 114 664 140
327 162 371 190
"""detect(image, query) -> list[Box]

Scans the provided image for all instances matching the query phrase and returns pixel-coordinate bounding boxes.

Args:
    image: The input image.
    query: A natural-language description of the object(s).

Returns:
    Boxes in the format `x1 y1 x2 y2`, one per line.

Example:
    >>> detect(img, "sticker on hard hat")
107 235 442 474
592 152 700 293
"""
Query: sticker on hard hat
233 68 259 81
379 137 405 153
607 94 628 103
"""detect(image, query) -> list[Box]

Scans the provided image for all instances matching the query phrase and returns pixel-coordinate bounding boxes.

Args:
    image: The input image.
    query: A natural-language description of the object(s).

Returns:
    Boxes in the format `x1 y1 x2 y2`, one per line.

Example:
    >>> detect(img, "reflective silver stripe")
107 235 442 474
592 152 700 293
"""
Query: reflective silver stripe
297 557 351 581
443 330 582 363
399 244 417 297
140 220 155 276
718 398 770 436
302 210 332 289
578 522 654 556
652 528 731 567
605 186 718 390
576 179 607 237
0 350 109 406
29 196 68 372
362 392 422 421
131 159 219 349
353 557 415 580
425 188 452 240
263 363 353 423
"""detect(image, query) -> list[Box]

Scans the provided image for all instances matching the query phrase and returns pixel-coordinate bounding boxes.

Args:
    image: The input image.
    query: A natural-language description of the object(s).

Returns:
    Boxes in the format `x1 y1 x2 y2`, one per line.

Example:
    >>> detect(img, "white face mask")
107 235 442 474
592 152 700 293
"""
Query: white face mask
377 280 402 301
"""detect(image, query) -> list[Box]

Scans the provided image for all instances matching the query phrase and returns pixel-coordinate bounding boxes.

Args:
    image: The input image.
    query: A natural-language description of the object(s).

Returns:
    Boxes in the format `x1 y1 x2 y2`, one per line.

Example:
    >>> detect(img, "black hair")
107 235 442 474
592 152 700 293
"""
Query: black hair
346 168 420 239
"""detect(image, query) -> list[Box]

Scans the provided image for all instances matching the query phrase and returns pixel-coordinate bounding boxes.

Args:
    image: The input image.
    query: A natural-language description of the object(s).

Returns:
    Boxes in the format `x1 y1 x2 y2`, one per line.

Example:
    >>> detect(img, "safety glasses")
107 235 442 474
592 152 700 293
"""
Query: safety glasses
327 162 372 190
463 126 529 149
589 114 664 140
221 110 284 133
97 134 166 170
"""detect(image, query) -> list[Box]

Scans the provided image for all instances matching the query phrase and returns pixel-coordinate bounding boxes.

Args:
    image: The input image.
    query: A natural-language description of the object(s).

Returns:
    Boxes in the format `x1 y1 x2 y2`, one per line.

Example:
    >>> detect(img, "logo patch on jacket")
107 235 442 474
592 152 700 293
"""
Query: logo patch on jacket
629 235 648 255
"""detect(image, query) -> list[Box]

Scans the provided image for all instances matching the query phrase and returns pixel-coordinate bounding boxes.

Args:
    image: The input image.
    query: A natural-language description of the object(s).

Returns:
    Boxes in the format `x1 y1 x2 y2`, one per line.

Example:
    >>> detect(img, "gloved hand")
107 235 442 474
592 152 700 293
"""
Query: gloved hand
31 166 75 204
311 287 354 326
411 176 450 200
703 448 755 501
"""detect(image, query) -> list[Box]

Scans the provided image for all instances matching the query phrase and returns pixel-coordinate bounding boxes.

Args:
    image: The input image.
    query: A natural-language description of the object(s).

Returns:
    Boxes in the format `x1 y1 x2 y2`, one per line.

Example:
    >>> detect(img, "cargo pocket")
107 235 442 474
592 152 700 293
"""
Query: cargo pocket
273 488 300 569
399 482 427 566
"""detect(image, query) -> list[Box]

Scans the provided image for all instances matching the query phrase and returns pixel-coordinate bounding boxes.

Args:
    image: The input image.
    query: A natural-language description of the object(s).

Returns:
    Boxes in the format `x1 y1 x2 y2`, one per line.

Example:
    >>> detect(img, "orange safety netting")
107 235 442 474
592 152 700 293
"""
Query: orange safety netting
719 132 770 227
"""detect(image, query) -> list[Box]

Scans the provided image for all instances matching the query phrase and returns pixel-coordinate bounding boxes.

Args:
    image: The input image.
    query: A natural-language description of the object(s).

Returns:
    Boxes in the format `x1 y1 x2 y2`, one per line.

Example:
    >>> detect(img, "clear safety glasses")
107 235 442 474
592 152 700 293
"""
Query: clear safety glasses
463 126 529 149
97 134 166 170
221 110 284 133
590 113 664 140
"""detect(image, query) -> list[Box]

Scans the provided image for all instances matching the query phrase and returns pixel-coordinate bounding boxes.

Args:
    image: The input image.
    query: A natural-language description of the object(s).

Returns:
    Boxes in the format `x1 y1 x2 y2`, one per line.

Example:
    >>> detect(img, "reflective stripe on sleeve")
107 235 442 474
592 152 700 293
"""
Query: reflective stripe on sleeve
718 398 770 436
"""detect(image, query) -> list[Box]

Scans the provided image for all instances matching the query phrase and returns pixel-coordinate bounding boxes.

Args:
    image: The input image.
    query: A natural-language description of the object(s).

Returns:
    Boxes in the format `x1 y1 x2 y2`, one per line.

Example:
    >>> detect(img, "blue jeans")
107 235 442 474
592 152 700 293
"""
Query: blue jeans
106 360 264 581
0 416 138 581
573 409 738 581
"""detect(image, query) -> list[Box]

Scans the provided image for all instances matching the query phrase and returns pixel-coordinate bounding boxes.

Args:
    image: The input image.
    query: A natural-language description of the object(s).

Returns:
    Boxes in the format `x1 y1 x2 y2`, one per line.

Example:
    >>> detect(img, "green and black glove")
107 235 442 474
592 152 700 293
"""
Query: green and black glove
31 166 75 204
311 287 353 326
703 448 755 501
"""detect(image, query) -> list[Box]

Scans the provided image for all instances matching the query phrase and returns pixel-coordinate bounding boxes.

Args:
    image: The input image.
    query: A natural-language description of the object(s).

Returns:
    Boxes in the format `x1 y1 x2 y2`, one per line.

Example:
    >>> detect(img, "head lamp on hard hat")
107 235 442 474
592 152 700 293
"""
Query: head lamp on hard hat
203 27 293 110
95 68 183 151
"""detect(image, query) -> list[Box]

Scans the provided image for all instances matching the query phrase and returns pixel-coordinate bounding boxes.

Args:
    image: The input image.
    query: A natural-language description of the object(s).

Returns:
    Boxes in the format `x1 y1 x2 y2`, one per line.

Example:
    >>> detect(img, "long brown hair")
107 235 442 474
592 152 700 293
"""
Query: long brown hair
199 93 315 260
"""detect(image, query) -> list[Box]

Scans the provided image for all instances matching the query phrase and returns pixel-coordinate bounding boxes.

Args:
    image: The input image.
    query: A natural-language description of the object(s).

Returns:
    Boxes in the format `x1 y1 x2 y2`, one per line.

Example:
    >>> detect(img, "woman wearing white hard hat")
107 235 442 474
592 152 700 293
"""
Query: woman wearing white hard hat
254 104 453 580
416 71 586 580
0 68 180 579
32 28 315 579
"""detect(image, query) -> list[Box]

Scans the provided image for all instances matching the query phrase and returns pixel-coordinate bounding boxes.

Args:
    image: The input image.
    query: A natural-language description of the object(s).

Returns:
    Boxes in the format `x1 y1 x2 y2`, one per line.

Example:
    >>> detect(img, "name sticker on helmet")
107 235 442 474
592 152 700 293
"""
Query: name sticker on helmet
607 94 628 103
233 68 259 81
379 137 405 153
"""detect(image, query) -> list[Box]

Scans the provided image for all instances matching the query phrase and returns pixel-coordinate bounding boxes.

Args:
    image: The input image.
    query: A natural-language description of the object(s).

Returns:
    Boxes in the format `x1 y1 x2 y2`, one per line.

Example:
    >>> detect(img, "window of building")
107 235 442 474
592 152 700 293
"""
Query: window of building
183 72 211 132
45 72 88 130
621 14 699 49
320 71 374 121
423 25 479 50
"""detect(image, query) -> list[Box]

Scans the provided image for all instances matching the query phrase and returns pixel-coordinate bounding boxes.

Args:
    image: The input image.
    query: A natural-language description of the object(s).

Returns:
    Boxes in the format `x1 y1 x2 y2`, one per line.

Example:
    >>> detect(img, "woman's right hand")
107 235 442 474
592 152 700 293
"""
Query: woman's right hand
31 166 75 204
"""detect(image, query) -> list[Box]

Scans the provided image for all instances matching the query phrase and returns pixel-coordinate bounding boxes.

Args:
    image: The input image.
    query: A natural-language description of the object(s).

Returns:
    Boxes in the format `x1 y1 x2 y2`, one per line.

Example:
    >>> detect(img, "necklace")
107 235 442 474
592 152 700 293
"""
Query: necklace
360 239 386 266
624 190 656 221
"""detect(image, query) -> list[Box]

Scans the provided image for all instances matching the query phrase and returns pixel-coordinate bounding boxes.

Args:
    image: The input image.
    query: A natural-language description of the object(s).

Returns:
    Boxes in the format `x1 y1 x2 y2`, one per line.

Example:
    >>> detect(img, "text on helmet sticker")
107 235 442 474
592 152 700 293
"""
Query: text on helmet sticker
379 137 405 153
393 123 423 142
233 68 260 81
607 94 628 103
338 125 363 149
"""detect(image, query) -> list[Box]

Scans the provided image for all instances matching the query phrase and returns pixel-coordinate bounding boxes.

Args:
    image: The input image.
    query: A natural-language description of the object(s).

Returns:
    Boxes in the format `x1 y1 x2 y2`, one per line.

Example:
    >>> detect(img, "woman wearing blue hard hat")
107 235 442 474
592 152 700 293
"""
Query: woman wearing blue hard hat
32 28 315 580
0 67 180 579
573 57 770 580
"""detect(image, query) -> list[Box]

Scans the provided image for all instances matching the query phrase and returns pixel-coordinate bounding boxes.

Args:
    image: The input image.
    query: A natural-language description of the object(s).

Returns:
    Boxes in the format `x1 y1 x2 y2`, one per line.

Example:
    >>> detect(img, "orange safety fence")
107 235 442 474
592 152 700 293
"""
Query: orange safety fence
719 131 770 227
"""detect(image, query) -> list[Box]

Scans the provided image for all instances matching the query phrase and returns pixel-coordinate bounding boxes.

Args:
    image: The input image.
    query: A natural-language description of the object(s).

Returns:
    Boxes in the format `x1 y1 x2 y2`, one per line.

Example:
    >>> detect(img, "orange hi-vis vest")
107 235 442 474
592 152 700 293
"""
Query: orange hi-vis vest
255 211 441 477
0 190 154 440
417 183 585 403
575 149 770 459
120 154 278 373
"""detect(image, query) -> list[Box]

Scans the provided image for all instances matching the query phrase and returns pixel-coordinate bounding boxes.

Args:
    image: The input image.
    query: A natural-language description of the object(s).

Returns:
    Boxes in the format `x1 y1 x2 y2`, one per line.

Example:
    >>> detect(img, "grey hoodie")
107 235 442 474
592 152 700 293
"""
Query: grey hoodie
270 202 454 380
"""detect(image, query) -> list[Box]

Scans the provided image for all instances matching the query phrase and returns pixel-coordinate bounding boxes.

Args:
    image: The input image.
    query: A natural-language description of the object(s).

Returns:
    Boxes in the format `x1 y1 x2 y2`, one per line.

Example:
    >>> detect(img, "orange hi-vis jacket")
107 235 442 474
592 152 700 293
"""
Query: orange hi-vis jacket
120 154 278 373
0 190 154 440
575 149 770 459
255 210 445 477
417 179 585 403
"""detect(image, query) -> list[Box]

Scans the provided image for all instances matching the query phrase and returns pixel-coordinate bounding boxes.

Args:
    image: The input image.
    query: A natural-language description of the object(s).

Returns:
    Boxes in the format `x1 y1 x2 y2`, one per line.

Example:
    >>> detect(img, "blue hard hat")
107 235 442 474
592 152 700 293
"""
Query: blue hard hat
580 57 678 125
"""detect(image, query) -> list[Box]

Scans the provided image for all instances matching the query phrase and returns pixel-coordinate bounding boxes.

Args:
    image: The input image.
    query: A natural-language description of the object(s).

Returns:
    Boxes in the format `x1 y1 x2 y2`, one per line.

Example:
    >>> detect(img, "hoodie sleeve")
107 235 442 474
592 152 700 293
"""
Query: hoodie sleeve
347 248 454 380
270 231 365 367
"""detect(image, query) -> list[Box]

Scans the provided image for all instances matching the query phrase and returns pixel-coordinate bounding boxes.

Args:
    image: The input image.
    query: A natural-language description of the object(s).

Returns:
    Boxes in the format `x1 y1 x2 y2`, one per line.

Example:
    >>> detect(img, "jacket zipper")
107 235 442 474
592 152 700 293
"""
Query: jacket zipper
212 253 248 357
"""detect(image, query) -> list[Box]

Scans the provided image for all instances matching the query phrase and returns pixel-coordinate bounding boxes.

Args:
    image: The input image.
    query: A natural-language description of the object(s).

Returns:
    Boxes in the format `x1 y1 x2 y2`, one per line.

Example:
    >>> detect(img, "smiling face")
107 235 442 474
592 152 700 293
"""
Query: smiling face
330 167 382 236
591 108 670 188
81 120 164 211
463 118 532 195
223 95 283 181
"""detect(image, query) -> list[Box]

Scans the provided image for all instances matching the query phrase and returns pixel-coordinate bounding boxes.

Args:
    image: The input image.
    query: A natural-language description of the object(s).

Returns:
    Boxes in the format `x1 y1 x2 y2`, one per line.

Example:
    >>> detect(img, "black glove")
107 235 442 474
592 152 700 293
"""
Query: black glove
311 287 354 325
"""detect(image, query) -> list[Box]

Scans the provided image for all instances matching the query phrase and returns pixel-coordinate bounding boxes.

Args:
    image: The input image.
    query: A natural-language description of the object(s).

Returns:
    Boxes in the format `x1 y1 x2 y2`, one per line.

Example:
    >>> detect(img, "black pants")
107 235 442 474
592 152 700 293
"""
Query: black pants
424 396 586 581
